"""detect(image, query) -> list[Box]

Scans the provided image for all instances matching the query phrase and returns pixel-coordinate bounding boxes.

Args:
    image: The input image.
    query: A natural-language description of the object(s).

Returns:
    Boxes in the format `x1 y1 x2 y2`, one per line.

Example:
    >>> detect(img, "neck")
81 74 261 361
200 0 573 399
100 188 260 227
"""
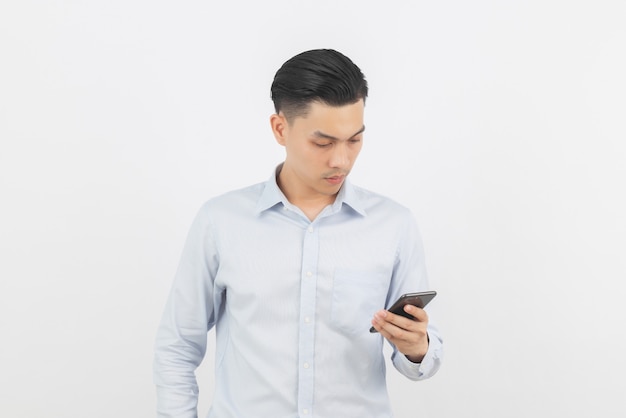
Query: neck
277 166 337 221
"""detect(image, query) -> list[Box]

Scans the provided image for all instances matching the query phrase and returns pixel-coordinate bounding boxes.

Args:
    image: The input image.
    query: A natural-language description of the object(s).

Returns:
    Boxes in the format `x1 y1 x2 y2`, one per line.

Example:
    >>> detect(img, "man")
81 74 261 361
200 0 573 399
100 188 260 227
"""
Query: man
154 49 443 418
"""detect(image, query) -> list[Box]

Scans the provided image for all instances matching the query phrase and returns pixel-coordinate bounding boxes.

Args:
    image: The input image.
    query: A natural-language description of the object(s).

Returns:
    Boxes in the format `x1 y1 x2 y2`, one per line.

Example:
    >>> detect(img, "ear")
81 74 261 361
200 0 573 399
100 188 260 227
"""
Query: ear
270 113 288 146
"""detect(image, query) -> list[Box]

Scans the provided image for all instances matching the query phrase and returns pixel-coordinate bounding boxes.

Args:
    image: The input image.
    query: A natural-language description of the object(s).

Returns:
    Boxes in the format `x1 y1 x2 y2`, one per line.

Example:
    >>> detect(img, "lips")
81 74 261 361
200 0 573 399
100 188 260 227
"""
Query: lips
325 175 345 185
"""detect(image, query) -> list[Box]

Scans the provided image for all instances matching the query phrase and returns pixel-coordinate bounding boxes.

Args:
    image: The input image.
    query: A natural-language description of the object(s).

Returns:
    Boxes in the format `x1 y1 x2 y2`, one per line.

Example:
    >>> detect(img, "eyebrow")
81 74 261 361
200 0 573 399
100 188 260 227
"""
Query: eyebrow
312 125 366 141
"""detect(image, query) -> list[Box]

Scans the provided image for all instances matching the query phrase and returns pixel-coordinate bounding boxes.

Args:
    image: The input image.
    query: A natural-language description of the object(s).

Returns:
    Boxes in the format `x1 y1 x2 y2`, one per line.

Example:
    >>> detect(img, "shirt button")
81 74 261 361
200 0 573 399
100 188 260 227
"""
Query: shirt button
303 409 309 415
306 271 312 277
308 226 313 233
303 362 310 369
304 316 311 323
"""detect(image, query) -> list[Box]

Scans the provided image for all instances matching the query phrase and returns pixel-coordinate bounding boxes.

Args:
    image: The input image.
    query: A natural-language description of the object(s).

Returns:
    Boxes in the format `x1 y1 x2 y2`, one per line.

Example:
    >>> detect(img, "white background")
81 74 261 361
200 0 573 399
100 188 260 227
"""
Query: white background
1 1 625 417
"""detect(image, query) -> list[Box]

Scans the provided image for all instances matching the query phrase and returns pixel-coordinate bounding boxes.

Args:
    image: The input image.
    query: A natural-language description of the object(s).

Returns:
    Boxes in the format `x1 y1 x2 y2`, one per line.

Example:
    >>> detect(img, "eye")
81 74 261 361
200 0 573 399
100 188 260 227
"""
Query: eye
349 138 362 144
315 142 332 148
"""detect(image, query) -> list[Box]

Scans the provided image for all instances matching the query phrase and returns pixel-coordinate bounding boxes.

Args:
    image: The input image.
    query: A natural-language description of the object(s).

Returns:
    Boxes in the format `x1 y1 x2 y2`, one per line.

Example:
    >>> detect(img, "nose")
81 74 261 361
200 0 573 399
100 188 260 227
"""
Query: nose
329 142 350 169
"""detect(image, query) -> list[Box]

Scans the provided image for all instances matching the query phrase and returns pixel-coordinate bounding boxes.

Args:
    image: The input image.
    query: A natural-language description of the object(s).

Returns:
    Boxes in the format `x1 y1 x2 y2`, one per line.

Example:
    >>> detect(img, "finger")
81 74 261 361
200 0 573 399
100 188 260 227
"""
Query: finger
378 319 418 346
373 311 414 338
384 306 427 330
372 310 402 335
372 315 401 340
402 305 429 322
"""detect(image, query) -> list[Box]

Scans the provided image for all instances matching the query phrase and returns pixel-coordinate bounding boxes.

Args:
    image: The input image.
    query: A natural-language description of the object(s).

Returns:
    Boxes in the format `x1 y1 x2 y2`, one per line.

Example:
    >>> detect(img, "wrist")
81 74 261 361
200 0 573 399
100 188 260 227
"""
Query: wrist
405 353 425 363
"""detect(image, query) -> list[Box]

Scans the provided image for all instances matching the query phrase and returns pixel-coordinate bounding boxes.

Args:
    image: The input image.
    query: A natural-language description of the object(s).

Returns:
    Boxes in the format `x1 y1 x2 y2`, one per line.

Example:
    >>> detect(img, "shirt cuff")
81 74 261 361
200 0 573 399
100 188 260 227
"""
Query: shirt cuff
392 331 443 380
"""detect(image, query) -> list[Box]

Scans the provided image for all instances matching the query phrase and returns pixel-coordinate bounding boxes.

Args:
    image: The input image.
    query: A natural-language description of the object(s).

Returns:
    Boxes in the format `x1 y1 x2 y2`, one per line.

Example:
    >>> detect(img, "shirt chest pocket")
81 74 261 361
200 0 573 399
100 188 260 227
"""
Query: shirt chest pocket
330 269 389 335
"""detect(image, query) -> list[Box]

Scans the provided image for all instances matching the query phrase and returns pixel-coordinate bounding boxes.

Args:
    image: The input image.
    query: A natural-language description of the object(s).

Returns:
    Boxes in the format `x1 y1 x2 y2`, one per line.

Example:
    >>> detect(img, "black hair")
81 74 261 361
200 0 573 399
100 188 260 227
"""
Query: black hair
270 49 368 122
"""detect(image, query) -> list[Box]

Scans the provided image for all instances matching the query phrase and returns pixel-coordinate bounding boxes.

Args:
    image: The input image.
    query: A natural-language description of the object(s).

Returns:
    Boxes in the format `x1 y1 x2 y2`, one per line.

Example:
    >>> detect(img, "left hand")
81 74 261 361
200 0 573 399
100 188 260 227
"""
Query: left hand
371 304 429 363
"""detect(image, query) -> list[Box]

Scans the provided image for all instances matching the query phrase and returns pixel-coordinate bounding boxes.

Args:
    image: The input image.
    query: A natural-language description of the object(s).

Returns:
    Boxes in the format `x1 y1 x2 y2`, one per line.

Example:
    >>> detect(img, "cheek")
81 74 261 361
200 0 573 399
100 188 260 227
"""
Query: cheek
350 145 363 160
286 142 307 161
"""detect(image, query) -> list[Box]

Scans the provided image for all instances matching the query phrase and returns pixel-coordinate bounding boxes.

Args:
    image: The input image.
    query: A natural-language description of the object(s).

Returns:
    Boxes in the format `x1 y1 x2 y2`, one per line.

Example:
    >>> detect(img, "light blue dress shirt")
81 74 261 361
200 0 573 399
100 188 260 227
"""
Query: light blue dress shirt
154 166 443 418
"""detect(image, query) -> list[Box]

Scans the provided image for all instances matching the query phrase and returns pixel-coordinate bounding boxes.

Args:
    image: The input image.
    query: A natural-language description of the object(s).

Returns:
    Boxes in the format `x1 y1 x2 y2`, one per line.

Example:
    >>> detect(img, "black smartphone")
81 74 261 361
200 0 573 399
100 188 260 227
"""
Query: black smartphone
369 290 437 333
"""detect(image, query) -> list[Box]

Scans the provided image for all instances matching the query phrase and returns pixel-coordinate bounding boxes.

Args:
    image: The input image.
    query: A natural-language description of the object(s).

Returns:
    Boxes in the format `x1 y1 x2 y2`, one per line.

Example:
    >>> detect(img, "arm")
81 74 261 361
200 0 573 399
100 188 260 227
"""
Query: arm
153 205 219 417
371 211 443 380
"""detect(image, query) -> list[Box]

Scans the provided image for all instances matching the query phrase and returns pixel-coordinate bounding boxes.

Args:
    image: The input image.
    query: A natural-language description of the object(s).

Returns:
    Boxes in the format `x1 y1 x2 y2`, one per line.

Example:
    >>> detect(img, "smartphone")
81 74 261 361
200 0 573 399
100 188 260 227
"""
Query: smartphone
369 290 437 333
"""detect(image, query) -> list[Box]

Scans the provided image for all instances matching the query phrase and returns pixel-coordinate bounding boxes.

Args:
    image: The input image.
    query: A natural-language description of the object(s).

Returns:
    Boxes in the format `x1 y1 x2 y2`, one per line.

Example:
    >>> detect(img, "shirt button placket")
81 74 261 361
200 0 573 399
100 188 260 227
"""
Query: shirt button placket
298 222 318 417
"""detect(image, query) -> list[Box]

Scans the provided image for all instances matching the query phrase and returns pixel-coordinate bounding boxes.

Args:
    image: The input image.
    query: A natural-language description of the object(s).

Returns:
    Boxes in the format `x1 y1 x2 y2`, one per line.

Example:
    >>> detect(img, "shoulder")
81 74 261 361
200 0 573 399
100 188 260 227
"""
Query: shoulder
350 183 414 219
207 182 265 206
348 184 424 249
196 182 265 220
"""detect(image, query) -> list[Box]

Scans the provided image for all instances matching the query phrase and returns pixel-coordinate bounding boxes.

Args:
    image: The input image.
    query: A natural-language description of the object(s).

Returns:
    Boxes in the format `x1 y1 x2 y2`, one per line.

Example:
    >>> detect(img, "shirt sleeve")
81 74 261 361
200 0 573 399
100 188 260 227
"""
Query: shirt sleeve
391 325 444 380
388 209 444 380
153 203 219 418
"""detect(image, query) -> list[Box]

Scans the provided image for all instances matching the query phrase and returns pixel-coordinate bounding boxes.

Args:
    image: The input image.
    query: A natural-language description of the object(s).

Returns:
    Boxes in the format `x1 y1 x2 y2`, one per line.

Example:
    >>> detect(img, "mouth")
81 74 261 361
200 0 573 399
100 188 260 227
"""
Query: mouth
324 175 345 185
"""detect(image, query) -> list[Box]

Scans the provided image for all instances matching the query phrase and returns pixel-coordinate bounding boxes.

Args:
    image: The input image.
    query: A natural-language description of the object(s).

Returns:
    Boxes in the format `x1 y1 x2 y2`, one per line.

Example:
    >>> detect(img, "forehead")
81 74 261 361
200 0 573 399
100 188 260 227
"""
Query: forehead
292 100 365 137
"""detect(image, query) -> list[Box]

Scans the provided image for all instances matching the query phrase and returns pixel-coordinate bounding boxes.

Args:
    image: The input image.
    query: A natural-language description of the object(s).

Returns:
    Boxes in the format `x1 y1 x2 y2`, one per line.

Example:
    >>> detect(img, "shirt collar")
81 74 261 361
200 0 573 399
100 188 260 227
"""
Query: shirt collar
255 164 367 217
255 164 286 214
333 175 367 216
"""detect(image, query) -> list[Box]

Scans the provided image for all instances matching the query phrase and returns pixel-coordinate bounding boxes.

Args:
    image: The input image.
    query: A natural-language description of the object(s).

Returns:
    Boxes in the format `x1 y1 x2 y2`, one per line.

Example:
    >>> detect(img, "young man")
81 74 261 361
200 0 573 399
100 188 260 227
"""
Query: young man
154 49 443 418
